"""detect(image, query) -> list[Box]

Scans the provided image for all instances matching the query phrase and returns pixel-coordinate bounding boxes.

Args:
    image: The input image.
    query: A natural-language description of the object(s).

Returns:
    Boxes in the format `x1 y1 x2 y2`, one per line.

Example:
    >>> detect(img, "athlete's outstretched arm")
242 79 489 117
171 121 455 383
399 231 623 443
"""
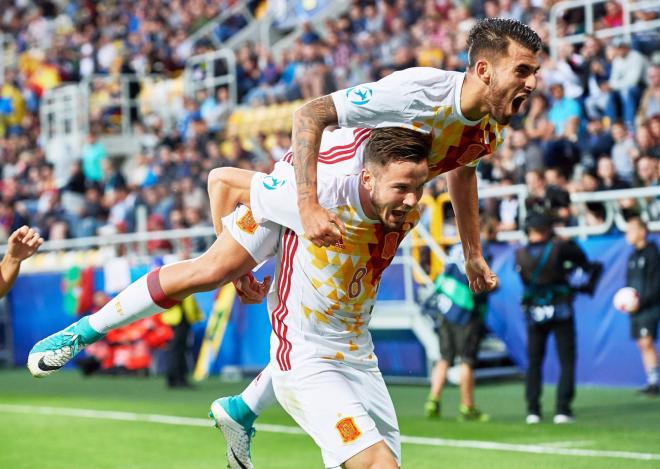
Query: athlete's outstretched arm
446 166 498 294
0 226 43 298
292 95 345 247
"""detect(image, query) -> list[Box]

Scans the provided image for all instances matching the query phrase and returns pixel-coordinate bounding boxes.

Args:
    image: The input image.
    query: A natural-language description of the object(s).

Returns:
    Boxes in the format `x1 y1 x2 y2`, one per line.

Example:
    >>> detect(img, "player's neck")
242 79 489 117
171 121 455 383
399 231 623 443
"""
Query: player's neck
460 73 489 121
358 182 378 221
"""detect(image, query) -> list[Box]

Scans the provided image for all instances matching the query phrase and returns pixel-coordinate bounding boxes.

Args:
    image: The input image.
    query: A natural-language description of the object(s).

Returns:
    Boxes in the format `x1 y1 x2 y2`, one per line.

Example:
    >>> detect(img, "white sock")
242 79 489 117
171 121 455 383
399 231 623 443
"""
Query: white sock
241 363 276 415
87 273 168 334
647 365 659 386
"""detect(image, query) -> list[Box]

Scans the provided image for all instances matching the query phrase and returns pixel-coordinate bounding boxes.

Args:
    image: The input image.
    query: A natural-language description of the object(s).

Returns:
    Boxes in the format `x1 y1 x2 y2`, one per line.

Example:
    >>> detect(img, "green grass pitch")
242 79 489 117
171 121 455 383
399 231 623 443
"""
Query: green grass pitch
0 370 658 468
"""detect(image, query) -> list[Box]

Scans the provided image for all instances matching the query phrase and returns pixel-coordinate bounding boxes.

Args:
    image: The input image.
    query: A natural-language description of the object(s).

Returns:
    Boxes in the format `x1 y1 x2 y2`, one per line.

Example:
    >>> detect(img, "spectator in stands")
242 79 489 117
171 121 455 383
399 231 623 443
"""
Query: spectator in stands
76 186 107 238
543 43 583 100
597 156 630 191
0 69 26 138
577 36 611 120
524 93 554 144
0 226 43 298
634 124 660 160
599 1 624 29
510 128 545 180
624 217 660 396
81 132 108 185
548 82 581 141
270 130 292 162
526 170 572 226
584 118 614 164
579 170 607 226
610 122 639 182
637 64 660 125
634 155 658 189
607 38 649 130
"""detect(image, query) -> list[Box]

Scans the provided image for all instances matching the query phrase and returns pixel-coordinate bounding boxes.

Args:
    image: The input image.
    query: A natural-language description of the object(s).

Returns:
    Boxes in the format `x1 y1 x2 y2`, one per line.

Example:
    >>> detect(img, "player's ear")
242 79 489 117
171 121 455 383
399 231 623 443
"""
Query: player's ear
361 168 375 191
475 59 491 86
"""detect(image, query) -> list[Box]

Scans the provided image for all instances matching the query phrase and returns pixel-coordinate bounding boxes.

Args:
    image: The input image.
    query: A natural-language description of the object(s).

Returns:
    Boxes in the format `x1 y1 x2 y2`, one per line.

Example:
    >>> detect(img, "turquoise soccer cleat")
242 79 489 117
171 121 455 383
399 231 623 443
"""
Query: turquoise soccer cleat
210 397 256 469
27 316 104 378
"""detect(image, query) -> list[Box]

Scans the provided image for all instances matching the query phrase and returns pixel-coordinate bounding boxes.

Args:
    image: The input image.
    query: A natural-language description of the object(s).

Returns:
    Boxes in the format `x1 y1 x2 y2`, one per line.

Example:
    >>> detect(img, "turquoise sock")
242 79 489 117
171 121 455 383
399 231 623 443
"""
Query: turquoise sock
77 316 105 344
222 396 257 431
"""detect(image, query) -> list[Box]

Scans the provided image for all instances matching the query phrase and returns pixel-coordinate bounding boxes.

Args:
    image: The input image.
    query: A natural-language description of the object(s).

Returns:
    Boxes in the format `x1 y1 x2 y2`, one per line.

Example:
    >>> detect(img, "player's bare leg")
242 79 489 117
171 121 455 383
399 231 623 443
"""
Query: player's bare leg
425 359 449 417
343 441 399 469
458 363 489 421
28 169 258 378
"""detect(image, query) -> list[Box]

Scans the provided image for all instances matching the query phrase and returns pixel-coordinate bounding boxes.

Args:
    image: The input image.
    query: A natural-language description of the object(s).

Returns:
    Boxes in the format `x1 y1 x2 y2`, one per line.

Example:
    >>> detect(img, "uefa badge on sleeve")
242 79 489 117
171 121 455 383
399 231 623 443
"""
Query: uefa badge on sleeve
346 86 373 106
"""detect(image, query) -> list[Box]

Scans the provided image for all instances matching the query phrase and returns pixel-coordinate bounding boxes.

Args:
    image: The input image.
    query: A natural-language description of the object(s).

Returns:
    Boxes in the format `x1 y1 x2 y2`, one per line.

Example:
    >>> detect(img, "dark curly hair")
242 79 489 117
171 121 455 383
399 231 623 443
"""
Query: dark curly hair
467 18 543 68
364 127 431 170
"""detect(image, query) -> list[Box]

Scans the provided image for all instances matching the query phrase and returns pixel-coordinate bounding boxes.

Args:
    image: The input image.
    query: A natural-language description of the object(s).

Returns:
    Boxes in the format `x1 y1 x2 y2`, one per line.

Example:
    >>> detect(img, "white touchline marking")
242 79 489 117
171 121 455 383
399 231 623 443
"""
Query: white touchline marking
539 441 594 449
1 404 658 462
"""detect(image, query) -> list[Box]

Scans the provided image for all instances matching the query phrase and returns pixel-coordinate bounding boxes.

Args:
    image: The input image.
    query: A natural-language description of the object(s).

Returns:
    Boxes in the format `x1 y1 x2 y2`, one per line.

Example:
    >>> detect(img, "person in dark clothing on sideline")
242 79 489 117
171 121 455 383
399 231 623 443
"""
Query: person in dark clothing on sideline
161 295 202 388
424 217 499 422
624 217 660 396
515 212 602 424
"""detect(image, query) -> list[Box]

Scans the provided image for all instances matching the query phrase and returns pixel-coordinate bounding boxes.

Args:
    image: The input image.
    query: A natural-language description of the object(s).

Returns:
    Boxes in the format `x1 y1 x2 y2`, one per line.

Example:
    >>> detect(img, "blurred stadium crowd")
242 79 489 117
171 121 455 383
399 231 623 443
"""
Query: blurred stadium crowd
0 0 659 247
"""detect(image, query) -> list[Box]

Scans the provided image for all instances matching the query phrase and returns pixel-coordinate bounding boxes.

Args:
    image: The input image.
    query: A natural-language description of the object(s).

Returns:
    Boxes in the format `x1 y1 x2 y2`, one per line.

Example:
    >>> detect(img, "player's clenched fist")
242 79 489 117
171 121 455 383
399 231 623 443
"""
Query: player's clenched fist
465 255 498 294
300 203 347 247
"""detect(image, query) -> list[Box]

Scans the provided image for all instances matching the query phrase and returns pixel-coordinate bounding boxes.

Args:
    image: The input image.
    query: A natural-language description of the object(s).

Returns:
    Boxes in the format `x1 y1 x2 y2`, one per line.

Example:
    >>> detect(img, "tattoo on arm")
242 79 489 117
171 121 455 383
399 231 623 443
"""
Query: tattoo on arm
292 95 338 205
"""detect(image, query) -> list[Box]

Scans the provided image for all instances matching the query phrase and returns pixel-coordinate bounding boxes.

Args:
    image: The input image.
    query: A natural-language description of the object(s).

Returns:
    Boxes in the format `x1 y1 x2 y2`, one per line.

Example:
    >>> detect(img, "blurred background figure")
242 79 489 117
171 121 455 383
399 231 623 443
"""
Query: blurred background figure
161 295 203 389
424 218 499 422
623 217 660 396
515 213 602 424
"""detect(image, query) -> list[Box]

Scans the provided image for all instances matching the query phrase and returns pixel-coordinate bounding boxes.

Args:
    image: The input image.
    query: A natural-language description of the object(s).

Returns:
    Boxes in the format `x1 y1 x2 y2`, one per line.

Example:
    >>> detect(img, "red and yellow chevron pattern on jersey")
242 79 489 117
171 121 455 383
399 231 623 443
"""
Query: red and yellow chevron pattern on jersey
267 175 419 372
423 106 504 178
332 67 507 176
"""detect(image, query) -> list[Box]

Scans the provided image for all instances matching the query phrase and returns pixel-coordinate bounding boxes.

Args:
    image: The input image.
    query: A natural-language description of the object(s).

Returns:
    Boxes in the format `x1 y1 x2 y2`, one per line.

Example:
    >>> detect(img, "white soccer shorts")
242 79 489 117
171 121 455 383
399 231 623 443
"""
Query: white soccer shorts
272 360 401 468
249 161 304 235
222 205 281 265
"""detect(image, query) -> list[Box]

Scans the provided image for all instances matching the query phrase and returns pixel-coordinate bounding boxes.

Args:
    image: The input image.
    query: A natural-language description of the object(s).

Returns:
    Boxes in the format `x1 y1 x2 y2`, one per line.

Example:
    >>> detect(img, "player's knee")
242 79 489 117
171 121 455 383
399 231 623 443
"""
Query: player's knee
345 442 398 469
207 167 232 196
208 167 251 205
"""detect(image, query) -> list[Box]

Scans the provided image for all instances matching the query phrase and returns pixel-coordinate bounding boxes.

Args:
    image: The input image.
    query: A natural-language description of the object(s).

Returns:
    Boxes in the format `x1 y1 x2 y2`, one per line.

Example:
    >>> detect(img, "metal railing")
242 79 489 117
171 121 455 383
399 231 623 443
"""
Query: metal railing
477 183 660 242
549 0 660 59
183 0 257 50
39 83 90 183
183 49 238 105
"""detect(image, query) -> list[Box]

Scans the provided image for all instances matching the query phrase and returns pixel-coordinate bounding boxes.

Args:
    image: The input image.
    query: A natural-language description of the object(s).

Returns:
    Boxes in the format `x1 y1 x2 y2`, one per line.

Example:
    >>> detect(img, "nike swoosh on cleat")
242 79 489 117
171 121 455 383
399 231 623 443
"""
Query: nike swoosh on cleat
230 447 249 469
38 357 62 372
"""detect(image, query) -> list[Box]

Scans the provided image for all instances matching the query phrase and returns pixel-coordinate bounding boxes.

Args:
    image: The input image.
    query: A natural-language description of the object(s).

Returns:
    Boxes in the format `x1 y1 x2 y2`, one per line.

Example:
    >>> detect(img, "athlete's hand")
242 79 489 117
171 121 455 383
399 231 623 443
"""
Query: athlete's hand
300 202 346 247
6 226 43 262
233 273 272 304
465 255 498 294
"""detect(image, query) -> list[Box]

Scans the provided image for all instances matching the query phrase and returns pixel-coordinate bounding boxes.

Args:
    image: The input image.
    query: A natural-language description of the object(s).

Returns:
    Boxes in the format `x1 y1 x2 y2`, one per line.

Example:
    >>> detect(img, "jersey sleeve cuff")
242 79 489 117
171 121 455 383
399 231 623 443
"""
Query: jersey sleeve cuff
331 90 348 127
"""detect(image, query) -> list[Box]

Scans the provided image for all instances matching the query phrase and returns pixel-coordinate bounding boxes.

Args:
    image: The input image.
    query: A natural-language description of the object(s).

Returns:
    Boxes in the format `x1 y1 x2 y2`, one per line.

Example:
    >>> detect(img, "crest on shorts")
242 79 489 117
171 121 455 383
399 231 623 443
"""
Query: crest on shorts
381 232 400 260
336 417 361 443
236 209 258 234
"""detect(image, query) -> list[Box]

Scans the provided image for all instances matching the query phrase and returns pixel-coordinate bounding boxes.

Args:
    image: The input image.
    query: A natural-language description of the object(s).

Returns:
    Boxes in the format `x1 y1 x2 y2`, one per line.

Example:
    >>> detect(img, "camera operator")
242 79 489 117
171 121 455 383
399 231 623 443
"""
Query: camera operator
515 213 602 424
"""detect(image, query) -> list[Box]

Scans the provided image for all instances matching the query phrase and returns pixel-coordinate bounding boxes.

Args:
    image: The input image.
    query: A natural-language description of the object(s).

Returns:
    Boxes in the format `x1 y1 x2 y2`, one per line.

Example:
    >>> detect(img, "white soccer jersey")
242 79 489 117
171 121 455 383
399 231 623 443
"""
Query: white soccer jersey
264 172 419 373
331 67 506 177
279 126 370 177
